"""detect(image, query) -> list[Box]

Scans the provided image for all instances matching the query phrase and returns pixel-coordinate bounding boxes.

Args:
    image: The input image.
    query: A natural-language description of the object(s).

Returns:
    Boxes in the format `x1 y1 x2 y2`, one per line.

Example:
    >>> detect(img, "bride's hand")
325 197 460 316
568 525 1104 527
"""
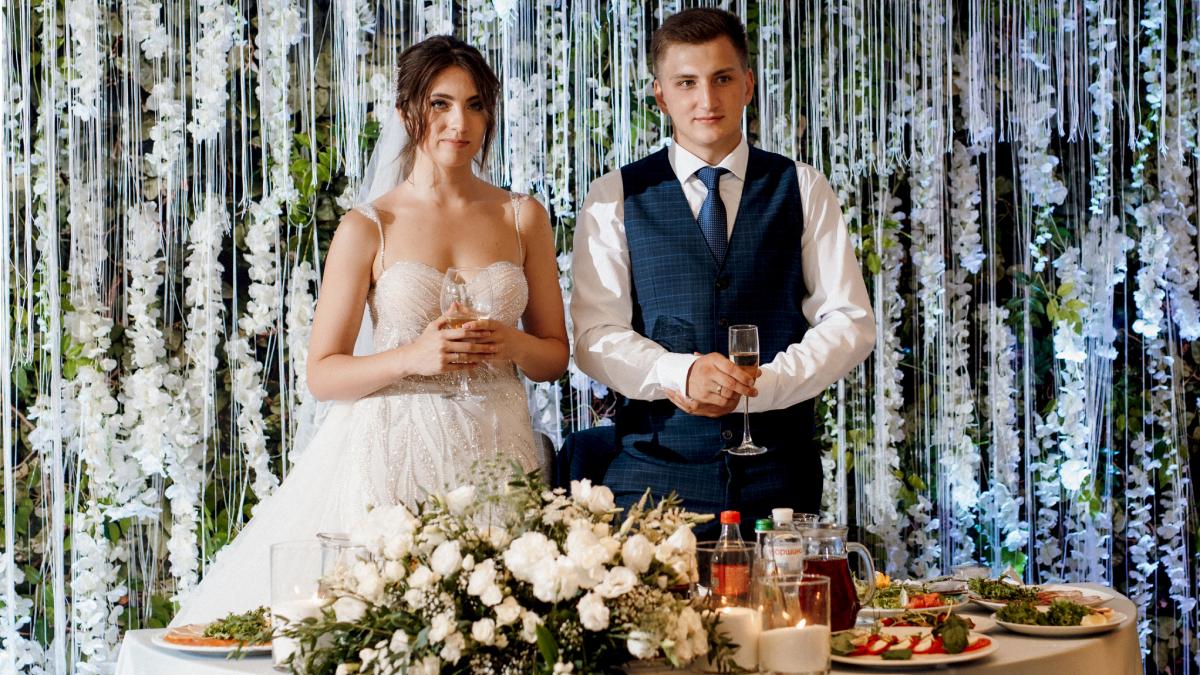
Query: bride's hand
399 316 497 376
461 319 518 361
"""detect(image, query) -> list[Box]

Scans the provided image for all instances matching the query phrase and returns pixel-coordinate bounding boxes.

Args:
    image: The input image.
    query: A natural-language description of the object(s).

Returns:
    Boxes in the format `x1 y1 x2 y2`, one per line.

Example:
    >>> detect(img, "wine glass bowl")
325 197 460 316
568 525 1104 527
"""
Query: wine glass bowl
439 267 493 400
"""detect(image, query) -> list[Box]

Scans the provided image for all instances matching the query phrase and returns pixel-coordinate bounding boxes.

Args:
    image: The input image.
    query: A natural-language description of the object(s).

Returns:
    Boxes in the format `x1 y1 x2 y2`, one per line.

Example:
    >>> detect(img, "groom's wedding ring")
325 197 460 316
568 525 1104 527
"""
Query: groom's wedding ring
714 384 724 396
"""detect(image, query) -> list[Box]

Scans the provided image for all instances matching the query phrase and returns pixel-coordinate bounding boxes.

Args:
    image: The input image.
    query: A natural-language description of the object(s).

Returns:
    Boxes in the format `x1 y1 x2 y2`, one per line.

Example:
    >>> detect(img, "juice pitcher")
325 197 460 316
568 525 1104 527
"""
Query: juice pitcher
798 522 876 631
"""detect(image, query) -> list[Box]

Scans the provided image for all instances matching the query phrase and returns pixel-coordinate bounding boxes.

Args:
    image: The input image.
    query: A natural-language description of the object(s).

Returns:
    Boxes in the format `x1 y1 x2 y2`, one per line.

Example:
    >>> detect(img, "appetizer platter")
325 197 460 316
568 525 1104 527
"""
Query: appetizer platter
860 573 969 618
992 599 1127 637
153 607 272 656
967 577 1113 611
831 615 996 668
876 610 997 633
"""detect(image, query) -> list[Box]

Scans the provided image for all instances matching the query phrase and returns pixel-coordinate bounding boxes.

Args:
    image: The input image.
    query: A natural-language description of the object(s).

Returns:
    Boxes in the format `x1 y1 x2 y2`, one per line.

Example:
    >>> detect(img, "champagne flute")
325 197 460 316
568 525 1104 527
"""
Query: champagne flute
439 267 492 400
726 324 765 455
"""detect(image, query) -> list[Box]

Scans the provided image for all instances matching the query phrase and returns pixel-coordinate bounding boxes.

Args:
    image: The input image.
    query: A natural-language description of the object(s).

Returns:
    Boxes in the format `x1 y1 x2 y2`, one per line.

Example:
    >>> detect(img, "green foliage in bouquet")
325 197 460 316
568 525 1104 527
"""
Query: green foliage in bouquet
280 462 743 674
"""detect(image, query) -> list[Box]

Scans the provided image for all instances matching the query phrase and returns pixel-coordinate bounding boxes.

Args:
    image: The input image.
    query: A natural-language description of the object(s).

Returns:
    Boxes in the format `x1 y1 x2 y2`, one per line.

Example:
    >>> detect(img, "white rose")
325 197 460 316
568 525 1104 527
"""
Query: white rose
627 630 658 660
352 560 383 600
439 631 465 663
621 534 654 574
480 584 503 607
445 485 476 515
382 560 406 583
430 540 463 577
566 526 617 587
471 618 496 645
332 596 367 622
414 655 441 675
577 591 610 631
408 564 435 589
389 629 410 654
429 612 455 643
520 610 542 643
571 479 616 513
495 596 522 626
504 532 559 582
461 554 475 572
467 559 497 596
532 556 582 603
683 607 707 660
596 566 637 599
553 661 575 674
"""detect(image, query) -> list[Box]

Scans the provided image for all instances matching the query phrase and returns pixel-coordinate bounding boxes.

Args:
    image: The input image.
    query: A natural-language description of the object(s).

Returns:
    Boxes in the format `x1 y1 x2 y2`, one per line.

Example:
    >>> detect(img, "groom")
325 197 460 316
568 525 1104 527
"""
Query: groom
571 8 875 538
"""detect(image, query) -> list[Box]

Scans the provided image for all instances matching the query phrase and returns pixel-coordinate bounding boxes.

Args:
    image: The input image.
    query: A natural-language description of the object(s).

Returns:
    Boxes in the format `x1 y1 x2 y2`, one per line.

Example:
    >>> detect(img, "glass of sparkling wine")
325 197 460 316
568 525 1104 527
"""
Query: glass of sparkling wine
727 324 766 455
439 267 493 401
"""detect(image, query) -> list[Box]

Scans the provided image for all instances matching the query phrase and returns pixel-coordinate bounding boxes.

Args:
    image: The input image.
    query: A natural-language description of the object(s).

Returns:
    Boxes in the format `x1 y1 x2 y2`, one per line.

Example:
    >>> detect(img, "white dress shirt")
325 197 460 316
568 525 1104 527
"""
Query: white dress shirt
571 136 876 413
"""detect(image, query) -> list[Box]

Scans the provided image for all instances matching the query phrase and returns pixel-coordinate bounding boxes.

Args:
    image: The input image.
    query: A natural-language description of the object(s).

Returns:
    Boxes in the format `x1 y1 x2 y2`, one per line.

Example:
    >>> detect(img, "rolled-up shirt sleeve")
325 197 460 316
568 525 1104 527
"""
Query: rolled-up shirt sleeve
747 164 876 412
570 172 698 400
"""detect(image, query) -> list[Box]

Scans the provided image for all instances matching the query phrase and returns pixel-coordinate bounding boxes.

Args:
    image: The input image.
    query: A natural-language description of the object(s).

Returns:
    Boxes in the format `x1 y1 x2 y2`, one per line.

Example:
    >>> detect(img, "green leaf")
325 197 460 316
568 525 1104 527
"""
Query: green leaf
536 623 559 666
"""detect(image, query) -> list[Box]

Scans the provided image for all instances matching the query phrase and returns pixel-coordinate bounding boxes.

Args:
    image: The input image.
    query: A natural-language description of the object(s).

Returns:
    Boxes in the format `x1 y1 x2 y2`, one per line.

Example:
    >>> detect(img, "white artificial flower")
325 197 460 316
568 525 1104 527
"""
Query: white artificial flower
408 565 435 590
445 485 476 515
571 479 616 513
621 534 654 574
627 630 658 660
332 596 367 622
495 596 522 626
429 612 455 643
431 540 463 577
471 617 496 645
577 591 610 631
596 565 637 599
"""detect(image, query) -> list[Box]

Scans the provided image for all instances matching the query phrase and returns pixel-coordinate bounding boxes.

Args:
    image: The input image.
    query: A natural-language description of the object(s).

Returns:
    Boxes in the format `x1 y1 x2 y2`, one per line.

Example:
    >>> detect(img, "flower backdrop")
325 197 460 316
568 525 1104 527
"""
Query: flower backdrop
1 0 1198 673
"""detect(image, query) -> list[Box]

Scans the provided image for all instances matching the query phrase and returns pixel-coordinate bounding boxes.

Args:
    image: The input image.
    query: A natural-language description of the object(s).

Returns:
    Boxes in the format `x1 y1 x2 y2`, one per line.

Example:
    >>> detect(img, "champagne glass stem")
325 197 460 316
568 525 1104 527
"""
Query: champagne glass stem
457 369 470 398
742 394 752 446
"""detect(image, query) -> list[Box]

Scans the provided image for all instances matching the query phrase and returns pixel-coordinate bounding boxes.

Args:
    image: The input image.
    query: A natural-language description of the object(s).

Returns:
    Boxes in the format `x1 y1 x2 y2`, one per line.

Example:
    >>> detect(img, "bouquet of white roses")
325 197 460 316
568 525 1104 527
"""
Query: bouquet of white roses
283 463 740 674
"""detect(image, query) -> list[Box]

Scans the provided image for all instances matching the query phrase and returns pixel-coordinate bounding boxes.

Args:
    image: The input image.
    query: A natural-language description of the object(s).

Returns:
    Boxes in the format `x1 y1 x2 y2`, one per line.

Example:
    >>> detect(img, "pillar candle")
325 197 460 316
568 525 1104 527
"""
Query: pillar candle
758 622 831 673
715 606 761 671
272 597 326 667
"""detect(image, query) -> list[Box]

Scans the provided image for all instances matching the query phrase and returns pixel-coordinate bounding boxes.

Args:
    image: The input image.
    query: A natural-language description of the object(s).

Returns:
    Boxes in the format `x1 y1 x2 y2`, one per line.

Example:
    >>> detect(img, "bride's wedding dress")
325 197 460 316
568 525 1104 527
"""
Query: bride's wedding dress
171 200 542 625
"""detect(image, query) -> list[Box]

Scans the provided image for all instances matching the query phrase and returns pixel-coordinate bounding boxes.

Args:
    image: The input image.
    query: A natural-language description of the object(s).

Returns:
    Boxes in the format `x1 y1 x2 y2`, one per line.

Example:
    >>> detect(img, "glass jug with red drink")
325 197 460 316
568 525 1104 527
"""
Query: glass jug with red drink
798 522 876 631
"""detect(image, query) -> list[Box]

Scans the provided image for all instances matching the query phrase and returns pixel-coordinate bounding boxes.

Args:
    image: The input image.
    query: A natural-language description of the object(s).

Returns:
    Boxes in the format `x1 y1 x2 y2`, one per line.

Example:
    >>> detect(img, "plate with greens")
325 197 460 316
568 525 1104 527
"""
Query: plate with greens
861 577 969 617
153 607 273 655
991 599 1126 637
967 578 1111 611
831 617 997 668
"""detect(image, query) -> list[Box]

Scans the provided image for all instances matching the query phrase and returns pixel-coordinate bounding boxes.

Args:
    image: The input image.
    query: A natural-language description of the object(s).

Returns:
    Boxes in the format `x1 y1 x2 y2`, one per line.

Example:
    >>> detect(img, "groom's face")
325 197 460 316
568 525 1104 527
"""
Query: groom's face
653 37 754 163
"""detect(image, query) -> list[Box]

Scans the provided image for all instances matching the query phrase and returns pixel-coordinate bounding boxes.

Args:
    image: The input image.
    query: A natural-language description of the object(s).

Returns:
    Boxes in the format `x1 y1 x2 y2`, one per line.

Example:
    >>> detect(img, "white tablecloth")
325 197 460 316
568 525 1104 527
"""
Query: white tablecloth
116 584 1142 675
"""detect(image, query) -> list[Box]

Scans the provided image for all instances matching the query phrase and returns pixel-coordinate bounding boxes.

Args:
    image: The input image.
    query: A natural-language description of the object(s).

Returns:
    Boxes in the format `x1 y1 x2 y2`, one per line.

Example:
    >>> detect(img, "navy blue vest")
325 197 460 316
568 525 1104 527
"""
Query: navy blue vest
613 145 817 468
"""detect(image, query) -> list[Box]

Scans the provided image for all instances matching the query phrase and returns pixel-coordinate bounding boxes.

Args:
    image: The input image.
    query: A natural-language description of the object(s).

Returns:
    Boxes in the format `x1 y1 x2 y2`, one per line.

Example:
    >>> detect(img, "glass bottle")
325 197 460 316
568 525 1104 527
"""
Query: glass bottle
770 507 805 575
712 510 751 604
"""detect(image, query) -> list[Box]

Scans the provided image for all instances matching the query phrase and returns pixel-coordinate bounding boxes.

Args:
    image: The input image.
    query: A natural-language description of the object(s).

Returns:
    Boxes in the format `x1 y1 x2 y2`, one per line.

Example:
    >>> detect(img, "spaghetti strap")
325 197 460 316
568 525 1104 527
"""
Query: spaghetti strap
356 204 385 275
510 192 525 264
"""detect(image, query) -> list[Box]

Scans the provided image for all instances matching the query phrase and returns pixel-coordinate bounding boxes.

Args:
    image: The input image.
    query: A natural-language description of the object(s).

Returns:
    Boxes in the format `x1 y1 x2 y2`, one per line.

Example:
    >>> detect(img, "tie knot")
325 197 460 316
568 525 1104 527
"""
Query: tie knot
696 166 729 190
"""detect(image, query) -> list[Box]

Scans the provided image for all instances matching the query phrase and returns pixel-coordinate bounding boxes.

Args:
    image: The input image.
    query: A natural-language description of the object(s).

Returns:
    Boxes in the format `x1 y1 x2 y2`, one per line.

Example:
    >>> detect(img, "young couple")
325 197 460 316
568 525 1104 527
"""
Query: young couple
172 8 874 625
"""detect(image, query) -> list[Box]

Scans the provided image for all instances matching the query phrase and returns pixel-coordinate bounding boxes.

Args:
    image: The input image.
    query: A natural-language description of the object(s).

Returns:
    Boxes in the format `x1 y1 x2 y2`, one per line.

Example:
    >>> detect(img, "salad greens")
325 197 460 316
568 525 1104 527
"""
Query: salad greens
203 606 271 643
932 613 971 654
996 599 1096 626
968 577 1040 602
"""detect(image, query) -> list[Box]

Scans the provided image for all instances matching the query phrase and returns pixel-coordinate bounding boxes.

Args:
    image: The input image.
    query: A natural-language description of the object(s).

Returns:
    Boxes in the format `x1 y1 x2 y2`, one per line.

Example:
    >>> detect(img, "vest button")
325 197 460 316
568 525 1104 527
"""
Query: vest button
718 318 729 327
721 430 733 440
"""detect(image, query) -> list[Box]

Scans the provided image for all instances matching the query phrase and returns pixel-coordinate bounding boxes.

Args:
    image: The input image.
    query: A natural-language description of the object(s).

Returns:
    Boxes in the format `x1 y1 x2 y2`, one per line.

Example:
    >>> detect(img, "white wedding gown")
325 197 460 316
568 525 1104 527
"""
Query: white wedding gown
171 201 543 626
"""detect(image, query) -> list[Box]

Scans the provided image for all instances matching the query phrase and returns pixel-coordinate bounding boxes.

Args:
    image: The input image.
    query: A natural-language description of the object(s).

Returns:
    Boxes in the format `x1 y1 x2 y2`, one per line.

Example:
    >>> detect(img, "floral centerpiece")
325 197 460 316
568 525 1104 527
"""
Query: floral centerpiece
282 464 740 674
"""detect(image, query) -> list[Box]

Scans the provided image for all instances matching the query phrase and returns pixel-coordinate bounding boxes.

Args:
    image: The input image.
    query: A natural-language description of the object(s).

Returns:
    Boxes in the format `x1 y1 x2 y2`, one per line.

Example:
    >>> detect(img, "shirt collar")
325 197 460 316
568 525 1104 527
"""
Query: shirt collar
668 135 749 185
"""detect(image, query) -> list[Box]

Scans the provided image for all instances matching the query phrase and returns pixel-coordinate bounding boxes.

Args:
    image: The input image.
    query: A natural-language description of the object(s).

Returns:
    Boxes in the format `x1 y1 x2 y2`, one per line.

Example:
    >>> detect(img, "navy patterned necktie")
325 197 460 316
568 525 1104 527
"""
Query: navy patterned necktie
696 166 730 264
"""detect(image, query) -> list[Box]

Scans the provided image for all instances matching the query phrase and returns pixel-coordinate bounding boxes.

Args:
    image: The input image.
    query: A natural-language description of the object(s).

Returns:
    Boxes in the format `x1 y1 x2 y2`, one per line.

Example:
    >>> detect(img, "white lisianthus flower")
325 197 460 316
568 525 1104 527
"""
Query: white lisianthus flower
495 596 522 626
566 525 618 587
621 533 654 574
332 596 367 622
431 540 463 577
571 479 616 513
408 564 435 590
531 555 583 603
627 630 659 660
445 485 476 515
504 532 559 582
352 504 418 559
471 617 496 645
439 631 465 662
429 612 455 643
577 591 610 631
596 565 637 599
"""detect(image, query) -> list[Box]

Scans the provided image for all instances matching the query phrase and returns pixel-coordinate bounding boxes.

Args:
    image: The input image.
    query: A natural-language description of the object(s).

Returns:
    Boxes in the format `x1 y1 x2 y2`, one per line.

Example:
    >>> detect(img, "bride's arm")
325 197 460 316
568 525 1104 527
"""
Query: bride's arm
307 211 493 401
469 198 569 383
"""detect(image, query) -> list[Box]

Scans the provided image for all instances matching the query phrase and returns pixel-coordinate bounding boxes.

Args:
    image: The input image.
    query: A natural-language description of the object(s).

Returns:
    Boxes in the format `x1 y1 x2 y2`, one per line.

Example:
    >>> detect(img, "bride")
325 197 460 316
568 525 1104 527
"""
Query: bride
171 35 568 625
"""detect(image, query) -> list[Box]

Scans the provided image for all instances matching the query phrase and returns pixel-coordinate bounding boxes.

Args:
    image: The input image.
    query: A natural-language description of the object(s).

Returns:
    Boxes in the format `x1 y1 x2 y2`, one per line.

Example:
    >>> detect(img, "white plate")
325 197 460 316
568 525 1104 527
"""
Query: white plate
151 631 273 656
969 584 1113 611
992 610 1127 637
860 597 969 618
830 627 998 668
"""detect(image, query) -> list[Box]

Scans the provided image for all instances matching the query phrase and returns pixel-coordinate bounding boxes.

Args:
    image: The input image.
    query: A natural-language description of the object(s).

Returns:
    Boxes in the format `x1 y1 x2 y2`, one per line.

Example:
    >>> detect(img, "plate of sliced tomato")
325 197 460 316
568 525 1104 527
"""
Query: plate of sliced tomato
830 626 997 667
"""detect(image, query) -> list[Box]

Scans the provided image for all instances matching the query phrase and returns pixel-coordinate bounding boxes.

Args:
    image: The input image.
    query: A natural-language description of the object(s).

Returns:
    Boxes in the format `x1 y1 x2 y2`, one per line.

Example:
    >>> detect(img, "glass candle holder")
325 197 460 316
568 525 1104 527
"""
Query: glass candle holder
694 541 757 609
758 574 831 675
270 540 328 671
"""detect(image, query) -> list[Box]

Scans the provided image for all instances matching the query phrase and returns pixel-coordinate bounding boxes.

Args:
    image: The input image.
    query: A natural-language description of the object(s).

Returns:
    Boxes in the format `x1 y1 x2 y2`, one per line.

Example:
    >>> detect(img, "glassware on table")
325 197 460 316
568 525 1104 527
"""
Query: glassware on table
270 540 328 670
726 324 765 456
798 522 876 632
316 532 366 597
758 574 832 675
695 540 756 609
439 266 494 401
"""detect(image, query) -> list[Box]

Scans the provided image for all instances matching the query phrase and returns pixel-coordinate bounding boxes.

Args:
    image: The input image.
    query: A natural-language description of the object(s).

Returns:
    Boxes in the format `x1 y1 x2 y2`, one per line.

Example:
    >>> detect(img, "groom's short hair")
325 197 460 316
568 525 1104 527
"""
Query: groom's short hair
651 8 749 77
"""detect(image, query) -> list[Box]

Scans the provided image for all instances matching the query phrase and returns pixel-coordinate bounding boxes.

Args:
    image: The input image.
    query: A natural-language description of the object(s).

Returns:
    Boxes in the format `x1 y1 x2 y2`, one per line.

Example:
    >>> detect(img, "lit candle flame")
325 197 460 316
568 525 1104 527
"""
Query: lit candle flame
796 618 807 629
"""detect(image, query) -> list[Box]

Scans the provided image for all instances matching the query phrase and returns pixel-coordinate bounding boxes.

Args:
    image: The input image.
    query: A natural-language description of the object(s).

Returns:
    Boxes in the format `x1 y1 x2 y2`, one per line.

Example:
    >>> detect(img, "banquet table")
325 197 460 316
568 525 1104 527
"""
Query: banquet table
115 583 1142 675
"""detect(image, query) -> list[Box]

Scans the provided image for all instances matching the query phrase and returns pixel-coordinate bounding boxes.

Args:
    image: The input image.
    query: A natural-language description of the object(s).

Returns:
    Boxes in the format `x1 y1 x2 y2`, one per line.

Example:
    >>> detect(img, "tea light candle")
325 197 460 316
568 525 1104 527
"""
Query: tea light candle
715 606 761 671
272 596 326 667
758 620 831 673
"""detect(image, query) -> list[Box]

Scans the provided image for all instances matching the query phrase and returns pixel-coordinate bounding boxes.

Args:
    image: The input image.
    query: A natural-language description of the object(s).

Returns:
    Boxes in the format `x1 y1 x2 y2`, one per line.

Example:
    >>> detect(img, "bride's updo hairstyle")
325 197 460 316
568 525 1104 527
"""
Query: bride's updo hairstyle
394 36 500 176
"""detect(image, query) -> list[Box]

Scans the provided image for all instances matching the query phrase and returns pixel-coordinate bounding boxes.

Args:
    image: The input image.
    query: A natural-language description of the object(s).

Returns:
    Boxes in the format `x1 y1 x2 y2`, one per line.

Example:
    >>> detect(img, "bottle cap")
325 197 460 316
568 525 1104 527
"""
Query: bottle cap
772 507 794 526
720 510 741 525
754 519 774 532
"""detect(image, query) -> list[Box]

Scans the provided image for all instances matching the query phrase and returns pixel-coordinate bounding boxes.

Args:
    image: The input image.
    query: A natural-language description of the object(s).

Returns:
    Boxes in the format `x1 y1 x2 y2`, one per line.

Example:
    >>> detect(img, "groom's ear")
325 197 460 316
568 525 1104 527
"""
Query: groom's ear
652 79 669 115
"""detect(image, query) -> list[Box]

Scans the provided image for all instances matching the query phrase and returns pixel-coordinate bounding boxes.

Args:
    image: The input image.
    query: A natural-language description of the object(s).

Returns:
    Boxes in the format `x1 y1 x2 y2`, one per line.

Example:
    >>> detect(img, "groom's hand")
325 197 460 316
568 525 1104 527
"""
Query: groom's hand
665 388 739 418
668 352 759 418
